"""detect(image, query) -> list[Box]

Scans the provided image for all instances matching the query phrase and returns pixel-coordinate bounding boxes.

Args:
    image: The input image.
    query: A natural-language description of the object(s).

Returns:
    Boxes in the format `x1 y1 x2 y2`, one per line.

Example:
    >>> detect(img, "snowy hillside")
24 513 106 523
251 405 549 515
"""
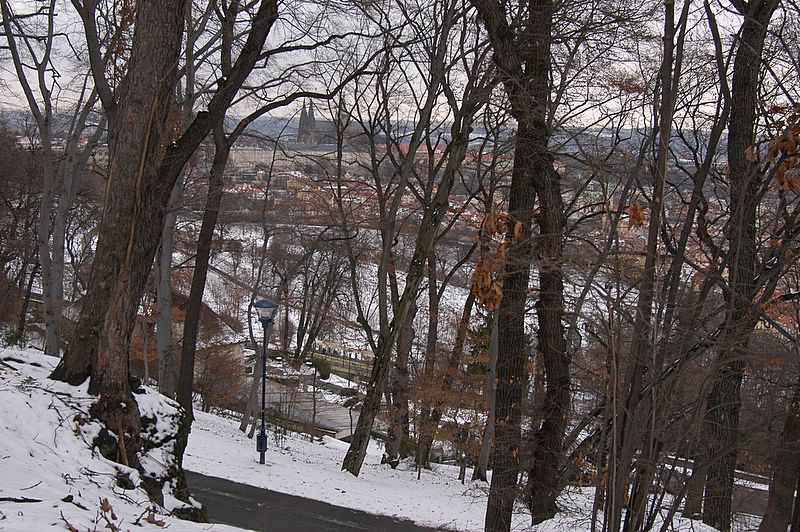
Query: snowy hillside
0 348 238 532
0 346 731 531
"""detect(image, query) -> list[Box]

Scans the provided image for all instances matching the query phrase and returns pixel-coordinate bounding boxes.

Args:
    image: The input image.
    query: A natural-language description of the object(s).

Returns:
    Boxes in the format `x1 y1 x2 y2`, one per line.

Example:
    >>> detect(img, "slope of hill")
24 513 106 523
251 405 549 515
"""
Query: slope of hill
0 347 238 531
0 345 728 531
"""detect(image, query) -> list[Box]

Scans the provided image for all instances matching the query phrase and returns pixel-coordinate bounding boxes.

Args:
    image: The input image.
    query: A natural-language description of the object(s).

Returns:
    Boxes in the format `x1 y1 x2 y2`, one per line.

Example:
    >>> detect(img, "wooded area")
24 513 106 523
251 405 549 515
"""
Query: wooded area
1 0 799 530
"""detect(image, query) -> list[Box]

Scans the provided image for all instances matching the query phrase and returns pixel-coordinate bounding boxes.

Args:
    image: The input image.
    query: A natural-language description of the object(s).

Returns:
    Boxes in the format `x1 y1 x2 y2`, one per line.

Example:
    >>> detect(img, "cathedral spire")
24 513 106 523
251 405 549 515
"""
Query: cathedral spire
298 100 309 142
307 100 316 124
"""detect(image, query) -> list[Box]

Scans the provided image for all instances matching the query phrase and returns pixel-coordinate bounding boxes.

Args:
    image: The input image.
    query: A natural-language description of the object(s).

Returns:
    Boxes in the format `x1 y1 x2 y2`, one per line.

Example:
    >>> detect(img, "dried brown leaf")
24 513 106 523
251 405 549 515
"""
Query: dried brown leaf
626 202 646 228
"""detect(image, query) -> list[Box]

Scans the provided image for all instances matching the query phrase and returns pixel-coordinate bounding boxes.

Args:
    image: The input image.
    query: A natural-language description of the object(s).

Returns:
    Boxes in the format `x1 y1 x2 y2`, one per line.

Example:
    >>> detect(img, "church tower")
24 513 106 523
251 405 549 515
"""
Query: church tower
298 100 316 143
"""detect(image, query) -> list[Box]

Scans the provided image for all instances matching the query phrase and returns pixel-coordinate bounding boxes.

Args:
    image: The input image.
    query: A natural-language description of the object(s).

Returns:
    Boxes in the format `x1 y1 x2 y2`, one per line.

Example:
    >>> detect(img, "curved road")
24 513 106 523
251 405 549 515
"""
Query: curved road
185 471 443 532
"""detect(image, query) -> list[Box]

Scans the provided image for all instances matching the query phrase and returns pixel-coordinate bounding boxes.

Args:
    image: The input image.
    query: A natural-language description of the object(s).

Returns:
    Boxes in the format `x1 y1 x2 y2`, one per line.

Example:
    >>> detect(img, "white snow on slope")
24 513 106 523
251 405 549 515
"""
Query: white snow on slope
184 400 724 532
0 345 737 531
0 347 240 532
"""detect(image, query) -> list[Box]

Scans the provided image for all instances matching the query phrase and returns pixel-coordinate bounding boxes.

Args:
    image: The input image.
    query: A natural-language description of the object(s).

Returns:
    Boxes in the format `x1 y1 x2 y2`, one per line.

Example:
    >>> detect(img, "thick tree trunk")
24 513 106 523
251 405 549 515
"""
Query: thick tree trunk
482 126 536 532
50 0 278 479
470 0 561 529
683 455 707 518
51 0 278 389
386 298 416 461
759 381 800 532
50 1 186 386
83 1 187 467
702 3 777 530
703 358 748 531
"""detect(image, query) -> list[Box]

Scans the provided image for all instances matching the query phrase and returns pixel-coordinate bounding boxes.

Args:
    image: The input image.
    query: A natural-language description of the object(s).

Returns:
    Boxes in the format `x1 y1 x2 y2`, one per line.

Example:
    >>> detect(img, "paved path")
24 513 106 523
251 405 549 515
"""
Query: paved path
262 377 358 439
185 471 442 532
733 485 768 518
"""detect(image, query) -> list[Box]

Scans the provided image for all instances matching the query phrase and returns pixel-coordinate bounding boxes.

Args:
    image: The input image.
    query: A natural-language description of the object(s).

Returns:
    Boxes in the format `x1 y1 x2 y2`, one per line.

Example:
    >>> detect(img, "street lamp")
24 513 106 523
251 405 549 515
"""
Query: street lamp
254 299 279 465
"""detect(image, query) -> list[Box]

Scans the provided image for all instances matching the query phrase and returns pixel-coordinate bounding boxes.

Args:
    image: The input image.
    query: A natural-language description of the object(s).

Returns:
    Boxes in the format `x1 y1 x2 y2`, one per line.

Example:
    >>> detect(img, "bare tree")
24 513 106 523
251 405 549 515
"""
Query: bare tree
340 0 493 476
0 0 104 357
49 0 279 478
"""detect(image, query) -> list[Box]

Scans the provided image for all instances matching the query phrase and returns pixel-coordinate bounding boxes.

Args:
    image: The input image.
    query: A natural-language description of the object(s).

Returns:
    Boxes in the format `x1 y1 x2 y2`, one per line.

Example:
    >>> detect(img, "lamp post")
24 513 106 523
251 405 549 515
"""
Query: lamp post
254 299 278 465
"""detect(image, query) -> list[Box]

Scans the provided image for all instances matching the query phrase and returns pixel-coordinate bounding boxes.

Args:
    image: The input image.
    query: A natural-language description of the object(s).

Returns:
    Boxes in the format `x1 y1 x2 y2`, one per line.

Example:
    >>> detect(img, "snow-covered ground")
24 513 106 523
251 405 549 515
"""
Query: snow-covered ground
0 346 744 531
185 410 499 531
0 347 239 531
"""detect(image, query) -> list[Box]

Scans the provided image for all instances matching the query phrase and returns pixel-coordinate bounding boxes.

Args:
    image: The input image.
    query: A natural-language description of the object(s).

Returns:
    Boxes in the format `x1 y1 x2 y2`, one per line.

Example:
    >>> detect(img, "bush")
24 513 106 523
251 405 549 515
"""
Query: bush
3 330 23 347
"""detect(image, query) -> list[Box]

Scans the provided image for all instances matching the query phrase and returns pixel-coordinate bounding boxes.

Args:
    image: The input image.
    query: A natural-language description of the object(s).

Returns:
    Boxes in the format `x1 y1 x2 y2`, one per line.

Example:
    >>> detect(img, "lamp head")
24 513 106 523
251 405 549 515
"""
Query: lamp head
254 299 279 325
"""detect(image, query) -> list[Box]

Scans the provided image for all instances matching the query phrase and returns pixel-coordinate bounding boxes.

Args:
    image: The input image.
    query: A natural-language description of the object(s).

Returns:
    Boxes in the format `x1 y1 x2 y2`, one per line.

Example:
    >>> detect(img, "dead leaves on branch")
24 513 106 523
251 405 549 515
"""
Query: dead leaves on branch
770 107 800 192
472 211 523 309
625 202 646 228
751 104 800 192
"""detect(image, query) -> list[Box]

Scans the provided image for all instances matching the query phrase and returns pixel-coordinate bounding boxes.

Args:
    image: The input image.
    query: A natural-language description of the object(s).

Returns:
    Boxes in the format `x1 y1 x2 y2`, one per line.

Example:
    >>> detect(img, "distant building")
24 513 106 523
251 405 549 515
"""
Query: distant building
297 101 339 144
297 100 381 146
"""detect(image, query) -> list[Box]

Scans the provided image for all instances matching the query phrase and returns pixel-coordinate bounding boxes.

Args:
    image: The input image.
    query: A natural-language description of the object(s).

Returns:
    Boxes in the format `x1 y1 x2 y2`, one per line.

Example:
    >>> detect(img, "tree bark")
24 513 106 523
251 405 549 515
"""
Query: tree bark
157 177 183 397
702 2 778 530
176 122 229 419
386 297 416 461
51 0 279 388
469 0 561 529
81 0 187 467
474 309 498 482
759 381 800 532
51 0 279 473
416 249 441 467
16 261 40 340
481 125 537 532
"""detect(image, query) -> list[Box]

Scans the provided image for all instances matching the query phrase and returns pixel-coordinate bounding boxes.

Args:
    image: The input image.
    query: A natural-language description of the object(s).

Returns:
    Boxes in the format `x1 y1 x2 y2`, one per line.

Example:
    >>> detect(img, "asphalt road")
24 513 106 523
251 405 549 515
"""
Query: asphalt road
732 485 768 518
185 471 443 532
186 469 768 531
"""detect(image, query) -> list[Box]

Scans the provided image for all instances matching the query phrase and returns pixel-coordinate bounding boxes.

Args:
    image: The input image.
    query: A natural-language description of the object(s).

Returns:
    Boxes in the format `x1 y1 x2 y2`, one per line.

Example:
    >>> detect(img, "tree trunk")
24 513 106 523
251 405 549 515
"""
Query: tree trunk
176 123 229 419
702 3 777 530
84 1 188 468
617 2 681 529
474 310 498 482
482 128 536 531
50 0 185 386
469 0 560 529
157 177 183 397
49 0 278 480
16 261 40 340
386 297 416 461
142 319 150 383
37 139 57 358
703 359 748 531
683 456 707 518
759 381 800 532
51 0 278 389
416 249 441 467
49 110 101 356
527 151 567 526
